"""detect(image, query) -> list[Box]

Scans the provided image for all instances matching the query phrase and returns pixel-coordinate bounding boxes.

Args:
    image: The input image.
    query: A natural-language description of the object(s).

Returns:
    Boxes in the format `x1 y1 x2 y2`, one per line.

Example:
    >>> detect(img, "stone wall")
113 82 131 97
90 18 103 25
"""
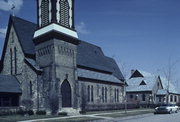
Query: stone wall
0 25 38 110
79 80 124 111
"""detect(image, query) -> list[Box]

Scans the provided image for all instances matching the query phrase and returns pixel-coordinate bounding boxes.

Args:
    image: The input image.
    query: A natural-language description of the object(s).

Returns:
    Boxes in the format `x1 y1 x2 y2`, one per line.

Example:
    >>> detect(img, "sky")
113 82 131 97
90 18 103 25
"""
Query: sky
0 0 180 85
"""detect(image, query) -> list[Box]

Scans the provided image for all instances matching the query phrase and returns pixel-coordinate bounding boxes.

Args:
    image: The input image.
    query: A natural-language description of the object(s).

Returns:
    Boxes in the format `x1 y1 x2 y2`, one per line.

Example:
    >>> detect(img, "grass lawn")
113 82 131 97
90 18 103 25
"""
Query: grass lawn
86 108 153 115
0 109 154 122
42 117 100 122
96 110 154 118
0 115 62 122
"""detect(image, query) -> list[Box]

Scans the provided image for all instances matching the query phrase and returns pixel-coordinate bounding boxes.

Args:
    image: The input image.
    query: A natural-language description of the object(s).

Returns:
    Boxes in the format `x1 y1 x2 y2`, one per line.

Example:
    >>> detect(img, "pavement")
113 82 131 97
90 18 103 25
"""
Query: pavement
18 109 152 122
94 112 180 122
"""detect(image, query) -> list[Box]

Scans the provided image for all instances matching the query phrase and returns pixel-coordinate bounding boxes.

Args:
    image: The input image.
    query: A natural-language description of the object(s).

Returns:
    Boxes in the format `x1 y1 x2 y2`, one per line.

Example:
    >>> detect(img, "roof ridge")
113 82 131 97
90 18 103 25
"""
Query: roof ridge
11 15 36 25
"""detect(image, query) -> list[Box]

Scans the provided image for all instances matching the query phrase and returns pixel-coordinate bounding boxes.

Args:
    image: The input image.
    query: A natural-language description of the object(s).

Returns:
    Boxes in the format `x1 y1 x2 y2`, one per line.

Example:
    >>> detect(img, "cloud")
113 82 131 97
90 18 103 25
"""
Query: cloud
76 22 90 35
0 27 7 38
0 0 23 13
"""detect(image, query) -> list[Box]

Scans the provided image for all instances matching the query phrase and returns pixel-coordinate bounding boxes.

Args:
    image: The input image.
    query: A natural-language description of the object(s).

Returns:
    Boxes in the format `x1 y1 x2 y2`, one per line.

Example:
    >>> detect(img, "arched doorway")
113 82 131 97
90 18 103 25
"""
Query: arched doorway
61 80 72 107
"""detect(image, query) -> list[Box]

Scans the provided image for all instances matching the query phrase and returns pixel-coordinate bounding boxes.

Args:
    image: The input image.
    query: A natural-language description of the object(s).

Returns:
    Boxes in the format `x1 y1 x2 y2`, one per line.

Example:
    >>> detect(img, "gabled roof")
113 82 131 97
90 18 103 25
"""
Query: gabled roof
160 77 179 94
126 76 158 92
1 15 36 64
0 75 21 93
11 16 36 55
130 70 153 79
1 16 124 82
140 80 146 85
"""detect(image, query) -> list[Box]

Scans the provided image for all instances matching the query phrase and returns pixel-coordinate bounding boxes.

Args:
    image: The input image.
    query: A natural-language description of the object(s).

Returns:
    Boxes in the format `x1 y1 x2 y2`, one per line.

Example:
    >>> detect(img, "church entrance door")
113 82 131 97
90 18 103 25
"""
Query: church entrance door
61 80 72 107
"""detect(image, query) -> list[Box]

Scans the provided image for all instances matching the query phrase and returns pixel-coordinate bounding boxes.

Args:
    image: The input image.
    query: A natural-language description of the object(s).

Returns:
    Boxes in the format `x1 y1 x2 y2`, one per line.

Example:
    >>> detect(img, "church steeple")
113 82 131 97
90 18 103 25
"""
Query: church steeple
34 0 78 41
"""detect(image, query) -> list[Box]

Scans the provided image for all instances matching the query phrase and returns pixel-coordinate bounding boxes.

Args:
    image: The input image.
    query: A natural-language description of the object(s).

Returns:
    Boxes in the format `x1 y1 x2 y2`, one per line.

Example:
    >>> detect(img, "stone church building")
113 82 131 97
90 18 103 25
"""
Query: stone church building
0 0 125 113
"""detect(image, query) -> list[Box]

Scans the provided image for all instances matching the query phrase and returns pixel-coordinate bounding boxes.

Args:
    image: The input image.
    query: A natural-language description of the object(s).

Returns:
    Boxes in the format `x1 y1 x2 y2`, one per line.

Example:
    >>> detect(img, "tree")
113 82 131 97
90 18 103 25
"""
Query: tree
118 61 129 114
162 58 179 104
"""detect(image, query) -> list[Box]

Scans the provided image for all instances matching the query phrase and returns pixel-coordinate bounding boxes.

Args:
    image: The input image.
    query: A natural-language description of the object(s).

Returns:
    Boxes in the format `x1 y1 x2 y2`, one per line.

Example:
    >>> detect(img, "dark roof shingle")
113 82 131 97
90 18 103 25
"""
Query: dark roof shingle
12 16 36 55
0 75 21 93
10 16 124 81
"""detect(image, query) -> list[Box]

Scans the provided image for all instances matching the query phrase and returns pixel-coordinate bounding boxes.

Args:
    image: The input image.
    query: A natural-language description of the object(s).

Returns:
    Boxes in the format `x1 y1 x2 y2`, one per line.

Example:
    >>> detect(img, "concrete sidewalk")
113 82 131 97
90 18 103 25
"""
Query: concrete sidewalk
19 109 153 122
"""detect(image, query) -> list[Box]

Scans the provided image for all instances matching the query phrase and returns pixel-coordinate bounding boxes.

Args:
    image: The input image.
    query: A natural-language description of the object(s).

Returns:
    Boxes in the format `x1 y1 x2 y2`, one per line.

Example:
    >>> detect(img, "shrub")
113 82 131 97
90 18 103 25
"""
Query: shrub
58 112 68 116
27 110 34 115
79 111 86 114
17 110 27 115
36 110 46 115
0 110 11 116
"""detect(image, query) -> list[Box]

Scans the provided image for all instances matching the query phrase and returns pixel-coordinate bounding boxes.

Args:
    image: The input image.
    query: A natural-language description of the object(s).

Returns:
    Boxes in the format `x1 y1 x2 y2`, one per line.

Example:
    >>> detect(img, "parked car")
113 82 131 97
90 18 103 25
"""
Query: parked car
154 104 179 114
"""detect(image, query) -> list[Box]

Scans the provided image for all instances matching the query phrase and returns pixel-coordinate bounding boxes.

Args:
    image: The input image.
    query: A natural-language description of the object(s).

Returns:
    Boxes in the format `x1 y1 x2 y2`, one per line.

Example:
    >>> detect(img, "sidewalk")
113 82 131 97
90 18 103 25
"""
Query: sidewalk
19 109 153 122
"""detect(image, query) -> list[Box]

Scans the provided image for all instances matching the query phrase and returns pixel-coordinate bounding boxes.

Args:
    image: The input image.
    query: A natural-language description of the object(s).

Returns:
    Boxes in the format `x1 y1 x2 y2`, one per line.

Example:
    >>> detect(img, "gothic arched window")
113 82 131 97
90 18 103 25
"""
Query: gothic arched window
41 0 49 26
59 0 70 27
10 48 13 75
30 81 33 97
14 47 17 74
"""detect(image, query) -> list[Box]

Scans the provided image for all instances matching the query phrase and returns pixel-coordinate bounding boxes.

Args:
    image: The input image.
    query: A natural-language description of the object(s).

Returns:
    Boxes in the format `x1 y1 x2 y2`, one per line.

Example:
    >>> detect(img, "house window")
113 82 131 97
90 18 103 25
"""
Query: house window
10 49 13 75
87 85 90 102
102 87 104 103
117 89 119 102
135 95 138 100
91 85 94 102
170 95 173 102
130 94 133 99
159 97 161 102
175 96 177 102
41 0 49 26
59 0 69 27
142 94 146 101
114 88 116 102
105 87 107 103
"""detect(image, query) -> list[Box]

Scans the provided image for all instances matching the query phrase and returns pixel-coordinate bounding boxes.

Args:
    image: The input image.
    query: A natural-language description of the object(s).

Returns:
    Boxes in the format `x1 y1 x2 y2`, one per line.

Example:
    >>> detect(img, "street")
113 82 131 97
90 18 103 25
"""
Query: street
94 112 180 122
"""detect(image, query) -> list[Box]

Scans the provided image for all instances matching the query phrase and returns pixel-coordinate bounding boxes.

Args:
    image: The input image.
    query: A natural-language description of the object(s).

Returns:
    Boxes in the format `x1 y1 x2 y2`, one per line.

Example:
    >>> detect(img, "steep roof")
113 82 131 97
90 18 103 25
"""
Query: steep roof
0 75 21 93
2 16 124 81
106 57 124 80
160 77 179 94
126 76 158 92
127 70 159 92
12 16 36 55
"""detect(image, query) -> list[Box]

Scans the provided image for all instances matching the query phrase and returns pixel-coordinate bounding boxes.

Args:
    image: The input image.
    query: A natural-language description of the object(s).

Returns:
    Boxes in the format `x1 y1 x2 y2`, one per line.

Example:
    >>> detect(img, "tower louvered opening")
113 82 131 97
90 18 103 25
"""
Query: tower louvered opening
41 0 49 26
59 0 70 28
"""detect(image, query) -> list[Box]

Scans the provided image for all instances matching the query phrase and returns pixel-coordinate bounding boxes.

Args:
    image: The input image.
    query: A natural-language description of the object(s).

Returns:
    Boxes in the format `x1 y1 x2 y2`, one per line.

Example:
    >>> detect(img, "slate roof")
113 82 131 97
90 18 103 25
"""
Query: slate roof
157 89 167 95
12 16 36 55
160 77 179 94
126 76 158 92
127 70 159 92
0 75 21 93
78 68 123 84
6 16 124 82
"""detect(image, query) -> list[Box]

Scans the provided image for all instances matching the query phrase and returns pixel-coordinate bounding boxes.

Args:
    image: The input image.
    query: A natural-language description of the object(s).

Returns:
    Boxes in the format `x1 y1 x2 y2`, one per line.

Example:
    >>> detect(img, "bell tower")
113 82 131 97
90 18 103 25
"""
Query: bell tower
34 0 80 113
34 0 78 40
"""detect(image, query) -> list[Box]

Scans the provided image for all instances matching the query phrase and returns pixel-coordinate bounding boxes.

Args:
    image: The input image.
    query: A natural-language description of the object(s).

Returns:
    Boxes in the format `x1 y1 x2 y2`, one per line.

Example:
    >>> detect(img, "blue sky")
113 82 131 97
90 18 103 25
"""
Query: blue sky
0 0 180 84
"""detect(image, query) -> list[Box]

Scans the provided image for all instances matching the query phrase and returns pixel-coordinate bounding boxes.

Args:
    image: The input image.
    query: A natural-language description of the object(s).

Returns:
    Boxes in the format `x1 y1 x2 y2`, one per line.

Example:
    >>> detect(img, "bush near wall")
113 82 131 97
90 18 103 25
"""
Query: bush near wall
84 103 156 112
0 107 46 116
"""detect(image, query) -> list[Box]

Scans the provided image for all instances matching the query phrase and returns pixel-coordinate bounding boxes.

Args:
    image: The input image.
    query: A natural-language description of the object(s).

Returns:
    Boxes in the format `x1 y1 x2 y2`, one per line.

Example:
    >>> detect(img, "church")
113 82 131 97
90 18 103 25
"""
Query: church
0 0 125 114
